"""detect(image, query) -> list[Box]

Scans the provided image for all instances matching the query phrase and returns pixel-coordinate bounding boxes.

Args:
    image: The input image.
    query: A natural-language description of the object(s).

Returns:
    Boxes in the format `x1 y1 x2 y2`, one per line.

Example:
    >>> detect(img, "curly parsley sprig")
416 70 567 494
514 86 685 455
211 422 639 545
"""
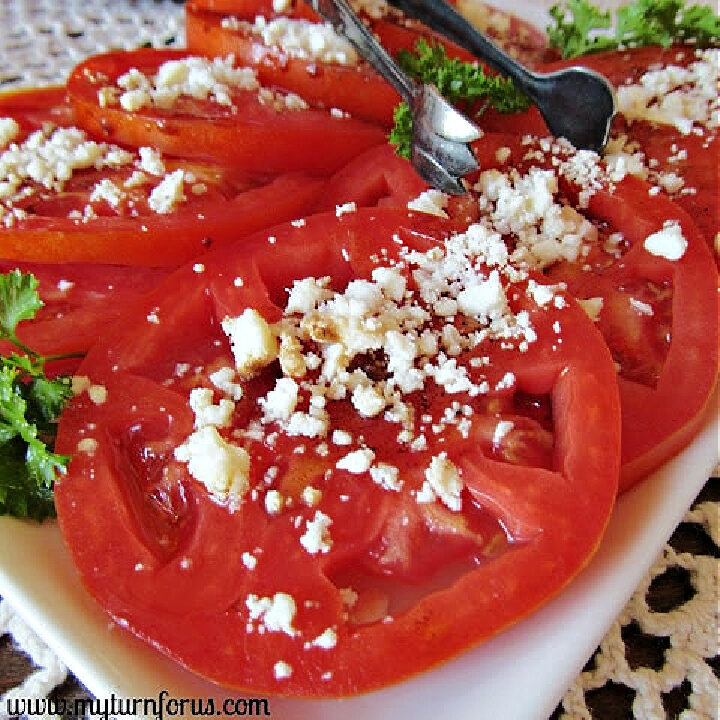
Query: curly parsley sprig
389 40 531 158
0 270 75 521
548 0 720 59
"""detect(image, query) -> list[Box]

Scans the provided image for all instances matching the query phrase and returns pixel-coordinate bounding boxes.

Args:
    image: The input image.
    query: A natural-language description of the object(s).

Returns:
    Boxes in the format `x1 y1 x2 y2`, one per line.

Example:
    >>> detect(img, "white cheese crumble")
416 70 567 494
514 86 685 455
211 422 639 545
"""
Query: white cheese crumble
138 146 166 176
241 551 258 570
335 201 357 217
148 169 187 214
222 309 279 377
114 56 259 112
336 448 375 474
309 627 338 650
261 377 299 422
407 189 450 218
71 376 108 405
77 437 99 455
189 386 235 428
209 366 244 401
299 510 333 554
264 489 284 515
301 485 323 506
370 463 402 491
173 426 251 508
643 220 687 261
90 178 125 207
246 592 298 636
273 661 293 680
492 420 514 446
242 17 359 66
416 453 463 511
474 166 598 268
0 118 20 148
0 125 133 204
617 49 719 135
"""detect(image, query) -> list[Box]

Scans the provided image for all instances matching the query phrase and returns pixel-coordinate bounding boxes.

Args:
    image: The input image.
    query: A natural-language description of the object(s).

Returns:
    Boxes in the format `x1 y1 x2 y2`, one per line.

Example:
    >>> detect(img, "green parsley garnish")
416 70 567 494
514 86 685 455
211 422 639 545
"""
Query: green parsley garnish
389 40 531 158
548 0 720 59
0 270 75 521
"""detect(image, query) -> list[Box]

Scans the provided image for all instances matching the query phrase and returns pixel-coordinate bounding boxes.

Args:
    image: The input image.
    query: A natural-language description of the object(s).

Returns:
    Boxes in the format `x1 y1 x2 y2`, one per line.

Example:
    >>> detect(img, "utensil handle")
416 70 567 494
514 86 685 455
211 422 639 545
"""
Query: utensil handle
387 0 536 93
311 0 418 102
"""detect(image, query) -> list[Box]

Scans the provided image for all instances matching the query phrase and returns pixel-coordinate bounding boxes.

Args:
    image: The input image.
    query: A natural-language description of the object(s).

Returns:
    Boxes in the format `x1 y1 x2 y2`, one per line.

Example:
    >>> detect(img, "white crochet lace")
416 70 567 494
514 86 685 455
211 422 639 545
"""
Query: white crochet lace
0 0 184 88
0 1 717 718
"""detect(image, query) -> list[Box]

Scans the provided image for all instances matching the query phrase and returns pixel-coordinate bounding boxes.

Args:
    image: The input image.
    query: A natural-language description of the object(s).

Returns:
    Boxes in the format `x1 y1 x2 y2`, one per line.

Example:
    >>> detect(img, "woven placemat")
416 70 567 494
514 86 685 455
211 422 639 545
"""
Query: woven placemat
0 1 718 718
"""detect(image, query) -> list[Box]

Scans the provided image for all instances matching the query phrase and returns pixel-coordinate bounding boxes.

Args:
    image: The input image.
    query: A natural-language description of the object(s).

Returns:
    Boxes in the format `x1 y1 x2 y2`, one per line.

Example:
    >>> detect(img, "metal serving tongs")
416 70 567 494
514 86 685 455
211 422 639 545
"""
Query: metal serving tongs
310 0 617 194
311 0 483 193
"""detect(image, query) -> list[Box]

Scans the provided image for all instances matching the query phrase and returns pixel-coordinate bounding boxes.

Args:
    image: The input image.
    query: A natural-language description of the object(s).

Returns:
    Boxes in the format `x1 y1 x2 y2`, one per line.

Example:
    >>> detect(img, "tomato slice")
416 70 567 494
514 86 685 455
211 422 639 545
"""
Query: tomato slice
0 87 329 264
67 49 386 176
55 206 620 696
185 2 401 126
189 0 319 21
317 143 429 211
462 131 718 490
0 260 171 375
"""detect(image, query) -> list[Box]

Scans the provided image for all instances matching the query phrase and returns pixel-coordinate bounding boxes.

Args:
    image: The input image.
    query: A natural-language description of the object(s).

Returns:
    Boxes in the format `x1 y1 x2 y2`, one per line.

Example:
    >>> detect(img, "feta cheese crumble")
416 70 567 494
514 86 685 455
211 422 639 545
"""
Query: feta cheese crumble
174 426 251 508
643 221 688 260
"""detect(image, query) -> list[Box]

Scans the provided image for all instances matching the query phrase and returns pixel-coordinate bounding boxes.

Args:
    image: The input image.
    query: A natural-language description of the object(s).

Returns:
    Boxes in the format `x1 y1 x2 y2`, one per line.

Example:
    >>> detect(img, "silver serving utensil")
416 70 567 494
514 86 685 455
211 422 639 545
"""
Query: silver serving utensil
311 0 482 193
388 0 617 152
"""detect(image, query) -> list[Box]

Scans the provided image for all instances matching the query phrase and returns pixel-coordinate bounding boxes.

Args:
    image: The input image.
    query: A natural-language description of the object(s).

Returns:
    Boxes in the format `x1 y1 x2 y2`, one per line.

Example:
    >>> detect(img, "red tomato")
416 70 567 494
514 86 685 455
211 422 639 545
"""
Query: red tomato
451 0 551 68
317 143 480 225
189 0 319 20
463 132 718 490
0 260 170 375
559 176 718 488
67 49 386 176
55 207 620 696
479 46 718 251
185 2 400 126
316 143 429 210
558 46 718 252
0 87 328 264
0 85 75 132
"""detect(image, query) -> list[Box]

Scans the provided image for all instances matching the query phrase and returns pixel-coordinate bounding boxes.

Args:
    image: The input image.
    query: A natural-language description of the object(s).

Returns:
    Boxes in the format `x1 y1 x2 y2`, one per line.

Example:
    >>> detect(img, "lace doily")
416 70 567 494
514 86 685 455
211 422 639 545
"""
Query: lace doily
0 0 185 88
0 1 718 718
554 480 719 720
